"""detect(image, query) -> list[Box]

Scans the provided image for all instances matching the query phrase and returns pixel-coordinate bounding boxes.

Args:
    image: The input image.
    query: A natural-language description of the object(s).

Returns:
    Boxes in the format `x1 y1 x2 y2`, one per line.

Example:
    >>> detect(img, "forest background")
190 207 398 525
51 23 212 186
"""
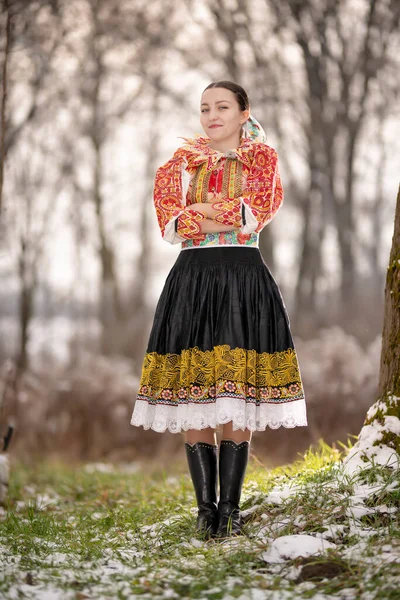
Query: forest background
0 0 399 467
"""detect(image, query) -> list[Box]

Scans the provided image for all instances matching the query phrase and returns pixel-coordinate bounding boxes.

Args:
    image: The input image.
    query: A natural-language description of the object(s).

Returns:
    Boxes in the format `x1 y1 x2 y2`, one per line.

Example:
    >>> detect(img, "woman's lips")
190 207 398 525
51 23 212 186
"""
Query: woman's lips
209 124 222 128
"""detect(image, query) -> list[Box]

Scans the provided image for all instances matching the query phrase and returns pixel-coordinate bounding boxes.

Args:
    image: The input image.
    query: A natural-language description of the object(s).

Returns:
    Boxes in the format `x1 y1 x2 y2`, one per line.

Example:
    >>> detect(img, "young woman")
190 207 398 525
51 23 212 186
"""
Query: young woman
131 81 307 540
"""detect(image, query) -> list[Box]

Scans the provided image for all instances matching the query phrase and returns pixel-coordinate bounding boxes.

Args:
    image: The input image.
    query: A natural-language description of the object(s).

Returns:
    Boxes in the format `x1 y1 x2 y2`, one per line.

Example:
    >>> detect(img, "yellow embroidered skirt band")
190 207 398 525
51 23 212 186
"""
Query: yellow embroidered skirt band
131 247 307 433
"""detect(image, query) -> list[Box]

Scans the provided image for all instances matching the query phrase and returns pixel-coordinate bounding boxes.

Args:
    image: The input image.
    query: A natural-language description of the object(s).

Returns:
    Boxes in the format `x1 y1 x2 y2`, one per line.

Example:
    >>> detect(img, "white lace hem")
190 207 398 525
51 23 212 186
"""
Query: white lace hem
130 397 307 433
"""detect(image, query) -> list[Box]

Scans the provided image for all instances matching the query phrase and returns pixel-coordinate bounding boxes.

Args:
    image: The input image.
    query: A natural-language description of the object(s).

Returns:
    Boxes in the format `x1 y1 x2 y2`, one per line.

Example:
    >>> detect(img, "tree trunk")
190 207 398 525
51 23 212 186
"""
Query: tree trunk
0 0 12 216
294 140 325 327
93 132 123 346
17 281 34 373
125 84 161 362
378 187 400 400
88 54 122 354
16 248 36 373
344 186 400 472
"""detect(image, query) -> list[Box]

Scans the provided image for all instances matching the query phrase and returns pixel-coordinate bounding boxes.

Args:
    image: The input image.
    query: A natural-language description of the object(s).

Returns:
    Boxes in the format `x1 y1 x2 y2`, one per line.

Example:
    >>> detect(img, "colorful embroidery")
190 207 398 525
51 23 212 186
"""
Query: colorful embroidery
138 344 305 405
225 158 238 198
176 209 206 238
211 198 242 228
153 136 283 244
193 162 209 204
181 231 258 249
178 135 254 171
240 147 283 233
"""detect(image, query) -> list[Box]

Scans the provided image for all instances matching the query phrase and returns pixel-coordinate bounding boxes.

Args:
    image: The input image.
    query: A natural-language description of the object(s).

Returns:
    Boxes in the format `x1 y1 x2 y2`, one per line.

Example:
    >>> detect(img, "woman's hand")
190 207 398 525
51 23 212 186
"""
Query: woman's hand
188 193 226 216
187 202 217 218
199 219 239 234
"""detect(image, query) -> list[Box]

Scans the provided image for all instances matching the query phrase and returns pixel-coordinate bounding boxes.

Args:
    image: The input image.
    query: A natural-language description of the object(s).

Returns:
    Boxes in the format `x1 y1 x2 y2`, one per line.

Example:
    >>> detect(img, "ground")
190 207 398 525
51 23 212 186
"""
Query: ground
0 439 399 600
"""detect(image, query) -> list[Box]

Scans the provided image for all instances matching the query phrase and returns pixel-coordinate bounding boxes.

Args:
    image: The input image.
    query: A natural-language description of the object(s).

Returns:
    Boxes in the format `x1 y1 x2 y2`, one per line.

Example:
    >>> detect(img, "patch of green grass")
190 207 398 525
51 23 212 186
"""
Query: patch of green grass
1 442 400 599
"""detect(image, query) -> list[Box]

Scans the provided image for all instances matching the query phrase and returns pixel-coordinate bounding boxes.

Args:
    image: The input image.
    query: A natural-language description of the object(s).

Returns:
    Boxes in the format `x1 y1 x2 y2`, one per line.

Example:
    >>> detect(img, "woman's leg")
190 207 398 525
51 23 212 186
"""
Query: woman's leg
184 426 217 445
184 423 252 444
222 421 252 443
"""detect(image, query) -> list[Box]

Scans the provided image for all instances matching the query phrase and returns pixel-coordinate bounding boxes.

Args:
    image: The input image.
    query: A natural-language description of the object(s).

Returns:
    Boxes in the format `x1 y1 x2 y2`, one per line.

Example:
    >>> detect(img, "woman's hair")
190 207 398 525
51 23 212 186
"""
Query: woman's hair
202 80 249 112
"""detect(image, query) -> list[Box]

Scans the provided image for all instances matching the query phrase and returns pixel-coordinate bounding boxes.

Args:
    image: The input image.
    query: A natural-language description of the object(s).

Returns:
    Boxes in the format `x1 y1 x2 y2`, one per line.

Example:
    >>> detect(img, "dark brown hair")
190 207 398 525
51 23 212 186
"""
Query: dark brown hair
202 81 249 112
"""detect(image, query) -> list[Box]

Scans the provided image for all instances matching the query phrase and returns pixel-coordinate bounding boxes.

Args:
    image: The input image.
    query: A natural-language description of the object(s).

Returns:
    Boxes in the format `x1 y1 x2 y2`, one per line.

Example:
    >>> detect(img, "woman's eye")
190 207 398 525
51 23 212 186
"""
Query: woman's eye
201 107 228 112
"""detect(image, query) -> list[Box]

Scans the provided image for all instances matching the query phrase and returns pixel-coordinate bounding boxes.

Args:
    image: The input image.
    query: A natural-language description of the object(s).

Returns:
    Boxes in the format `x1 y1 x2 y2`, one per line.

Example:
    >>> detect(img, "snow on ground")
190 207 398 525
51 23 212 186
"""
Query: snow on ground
260 535 337 564
343 395 400 475
1 451 399 599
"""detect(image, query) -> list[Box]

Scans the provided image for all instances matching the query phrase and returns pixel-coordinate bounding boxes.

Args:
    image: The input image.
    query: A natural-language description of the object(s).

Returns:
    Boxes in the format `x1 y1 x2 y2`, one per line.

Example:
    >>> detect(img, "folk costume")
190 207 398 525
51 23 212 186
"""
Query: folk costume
131 117 307 434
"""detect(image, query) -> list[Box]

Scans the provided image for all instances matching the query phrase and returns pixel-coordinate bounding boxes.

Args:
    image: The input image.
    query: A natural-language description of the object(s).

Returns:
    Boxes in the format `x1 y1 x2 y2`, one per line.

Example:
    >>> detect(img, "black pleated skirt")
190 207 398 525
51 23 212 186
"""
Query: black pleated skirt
131 247 307 433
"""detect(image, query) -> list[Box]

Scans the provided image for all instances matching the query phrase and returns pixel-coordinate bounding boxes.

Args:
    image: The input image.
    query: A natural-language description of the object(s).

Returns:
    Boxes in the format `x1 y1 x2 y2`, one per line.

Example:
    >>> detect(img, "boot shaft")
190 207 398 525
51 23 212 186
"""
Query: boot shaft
218 439 250 509
184 442 218 507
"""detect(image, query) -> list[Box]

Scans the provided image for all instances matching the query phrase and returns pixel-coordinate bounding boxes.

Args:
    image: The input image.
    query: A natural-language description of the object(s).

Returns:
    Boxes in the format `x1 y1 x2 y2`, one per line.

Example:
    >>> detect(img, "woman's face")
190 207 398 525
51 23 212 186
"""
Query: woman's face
200 87 249 144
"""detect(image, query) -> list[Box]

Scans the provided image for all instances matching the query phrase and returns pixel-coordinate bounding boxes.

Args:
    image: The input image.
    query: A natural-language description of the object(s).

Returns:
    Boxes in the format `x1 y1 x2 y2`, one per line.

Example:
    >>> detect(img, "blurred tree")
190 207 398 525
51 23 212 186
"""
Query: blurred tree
5 136 63 371
0 1 63 163
0 0 12 215
0 0 63 374
123 79 162 359
67 0 185 355
183 0 282 271
79 0 126 352
269 0 400 318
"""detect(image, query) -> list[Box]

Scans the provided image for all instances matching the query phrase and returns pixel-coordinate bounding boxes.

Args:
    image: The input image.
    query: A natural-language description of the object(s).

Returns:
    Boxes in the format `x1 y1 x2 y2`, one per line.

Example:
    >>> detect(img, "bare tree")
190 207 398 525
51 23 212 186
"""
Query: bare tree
5 136 63 372
64 0 184 353
183 0 283 270
80 0 124 350
122 80 162 363
269 0 400 317
0 0 12 215
1 1 63 156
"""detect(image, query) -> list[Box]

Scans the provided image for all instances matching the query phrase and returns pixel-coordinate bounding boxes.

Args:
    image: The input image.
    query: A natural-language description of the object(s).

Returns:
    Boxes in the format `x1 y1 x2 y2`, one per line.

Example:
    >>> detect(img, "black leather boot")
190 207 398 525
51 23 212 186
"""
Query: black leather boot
184 441 219 539
215 439 250 538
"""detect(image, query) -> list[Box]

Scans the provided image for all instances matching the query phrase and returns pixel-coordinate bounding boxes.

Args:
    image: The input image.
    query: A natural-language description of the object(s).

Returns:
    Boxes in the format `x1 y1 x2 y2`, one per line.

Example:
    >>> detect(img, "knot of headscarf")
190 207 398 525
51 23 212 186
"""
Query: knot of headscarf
241 114 266 143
